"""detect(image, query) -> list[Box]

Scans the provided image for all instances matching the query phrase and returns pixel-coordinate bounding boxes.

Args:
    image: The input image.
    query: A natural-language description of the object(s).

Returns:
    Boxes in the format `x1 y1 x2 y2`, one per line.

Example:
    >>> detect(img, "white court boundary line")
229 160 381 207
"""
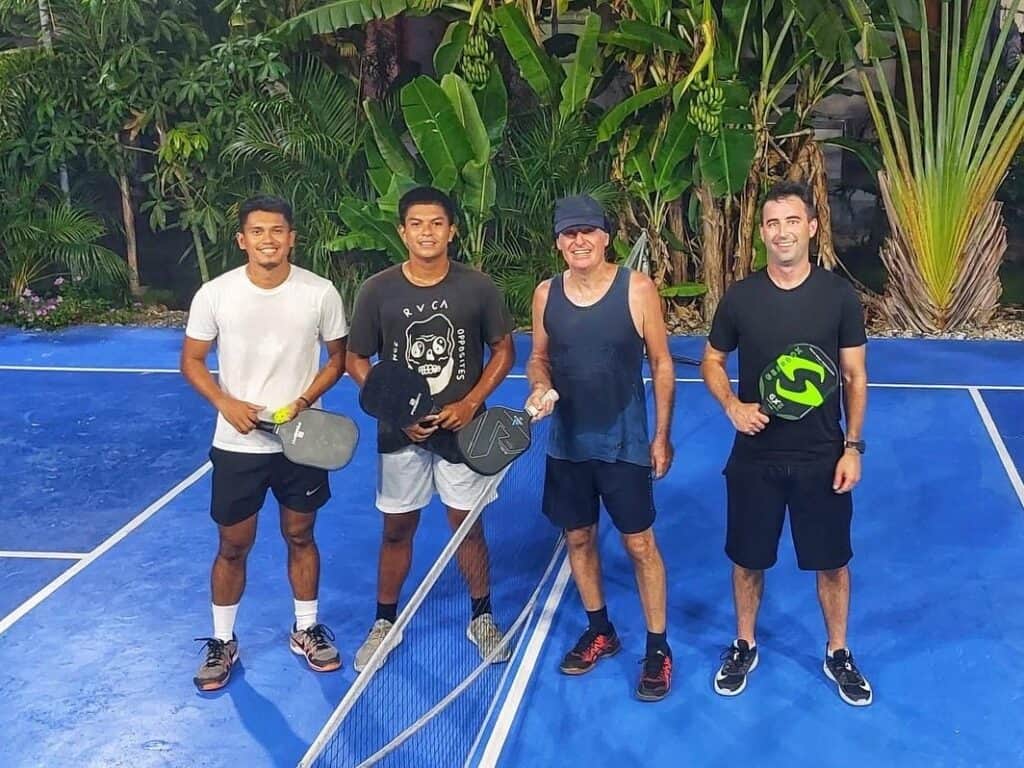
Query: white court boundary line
476 554 574 768
0 551 87 560
970 388 1024 510
6 364 1024 391
0 462 211 636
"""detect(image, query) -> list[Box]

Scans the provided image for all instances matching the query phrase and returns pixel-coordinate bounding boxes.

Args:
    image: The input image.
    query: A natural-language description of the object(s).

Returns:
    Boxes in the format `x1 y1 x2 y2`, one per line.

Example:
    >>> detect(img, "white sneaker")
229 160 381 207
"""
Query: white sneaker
353 619 403 672
467 613 511 663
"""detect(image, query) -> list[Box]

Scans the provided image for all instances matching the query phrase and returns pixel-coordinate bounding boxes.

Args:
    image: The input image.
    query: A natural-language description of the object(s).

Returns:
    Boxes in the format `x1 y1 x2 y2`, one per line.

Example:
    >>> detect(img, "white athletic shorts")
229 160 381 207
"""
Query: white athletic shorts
376 445 499 514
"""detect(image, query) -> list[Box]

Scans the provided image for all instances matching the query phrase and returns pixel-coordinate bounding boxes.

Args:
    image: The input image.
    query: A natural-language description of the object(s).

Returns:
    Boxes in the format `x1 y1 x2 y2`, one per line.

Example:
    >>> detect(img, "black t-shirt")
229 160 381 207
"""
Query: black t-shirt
708 266 866 464
348 261 514 461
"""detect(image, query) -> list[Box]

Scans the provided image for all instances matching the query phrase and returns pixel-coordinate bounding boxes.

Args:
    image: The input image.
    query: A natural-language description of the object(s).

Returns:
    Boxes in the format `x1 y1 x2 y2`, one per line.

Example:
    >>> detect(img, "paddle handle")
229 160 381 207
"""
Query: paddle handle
525 388 559 418
255 421 278 434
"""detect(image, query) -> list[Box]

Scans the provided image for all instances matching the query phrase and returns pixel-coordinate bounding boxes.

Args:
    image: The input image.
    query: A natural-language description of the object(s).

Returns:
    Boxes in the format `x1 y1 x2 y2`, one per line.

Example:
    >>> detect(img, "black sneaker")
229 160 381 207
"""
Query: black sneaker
713 639 759 696
193 635 239 692
636 648 672 702
559 627 621 675
824 647 873 706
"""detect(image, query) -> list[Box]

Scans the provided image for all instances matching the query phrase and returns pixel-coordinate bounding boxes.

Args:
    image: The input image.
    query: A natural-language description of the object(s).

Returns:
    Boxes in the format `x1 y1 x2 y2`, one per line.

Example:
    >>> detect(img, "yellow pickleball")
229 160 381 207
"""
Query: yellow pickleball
272 406 291 424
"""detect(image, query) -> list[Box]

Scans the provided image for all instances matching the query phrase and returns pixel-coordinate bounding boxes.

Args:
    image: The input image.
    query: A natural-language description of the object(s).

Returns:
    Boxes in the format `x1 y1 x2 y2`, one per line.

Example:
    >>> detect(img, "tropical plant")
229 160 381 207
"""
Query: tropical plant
0 170 126 302
862 0 1024 331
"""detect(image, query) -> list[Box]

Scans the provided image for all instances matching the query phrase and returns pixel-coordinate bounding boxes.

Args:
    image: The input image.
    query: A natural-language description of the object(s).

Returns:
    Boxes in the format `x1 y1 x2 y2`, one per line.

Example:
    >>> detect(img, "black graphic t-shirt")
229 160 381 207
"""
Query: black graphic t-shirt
348 261 514 461
708 266 866 464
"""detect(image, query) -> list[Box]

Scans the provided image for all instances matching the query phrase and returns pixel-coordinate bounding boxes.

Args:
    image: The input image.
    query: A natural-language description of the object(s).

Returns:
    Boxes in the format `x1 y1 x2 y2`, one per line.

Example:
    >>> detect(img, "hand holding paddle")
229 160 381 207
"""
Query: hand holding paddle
255 408 359 470
456 389 559 476
218 396 265 434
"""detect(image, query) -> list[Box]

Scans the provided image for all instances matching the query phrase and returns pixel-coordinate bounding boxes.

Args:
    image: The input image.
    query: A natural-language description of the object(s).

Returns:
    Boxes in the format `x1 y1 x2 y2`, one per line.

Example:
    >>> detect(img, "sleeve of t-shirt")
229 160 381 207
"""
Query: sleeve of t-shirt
838 283 867 348
479 274 515 344
346 279 381 357
319 284 349 342
184 284 218 342
707 288 738 352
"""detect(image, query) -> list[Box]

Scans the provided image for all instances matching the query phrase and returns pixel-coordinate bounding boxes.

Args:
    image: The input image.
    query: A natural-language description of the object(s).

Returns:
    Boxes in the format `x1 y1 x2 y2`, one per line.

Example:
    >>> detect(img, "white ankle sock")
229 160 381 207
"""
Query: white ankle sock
212 603 239 642
294 599 318 631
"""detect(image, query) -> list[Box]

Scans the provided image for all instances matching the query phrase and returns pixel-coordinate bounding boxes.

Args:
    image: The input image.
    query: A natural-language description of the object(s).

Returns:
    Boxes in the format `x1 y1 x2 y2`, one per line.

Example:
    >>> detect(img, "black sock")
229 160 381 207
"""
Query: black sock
646 631 670 657
471 594 492 620
376 602 398 623
586 606 612 634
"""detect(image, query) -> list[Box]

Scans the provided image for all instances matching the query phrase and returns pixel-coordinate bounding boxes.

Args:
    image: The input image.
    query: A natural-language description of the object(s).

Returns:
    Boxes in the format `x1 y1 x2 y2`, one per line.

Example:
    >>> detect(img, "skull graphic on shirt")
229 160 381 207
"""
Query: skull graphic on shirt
406 314 455 395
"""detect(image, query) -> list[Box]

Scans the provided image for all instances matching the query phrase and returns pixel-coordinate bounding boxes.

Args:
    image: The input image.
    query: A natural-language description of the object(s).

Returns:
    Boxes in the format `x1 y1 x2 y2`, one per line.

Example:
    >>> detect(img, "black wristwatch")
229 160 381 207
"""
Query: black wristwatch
843 439 866 455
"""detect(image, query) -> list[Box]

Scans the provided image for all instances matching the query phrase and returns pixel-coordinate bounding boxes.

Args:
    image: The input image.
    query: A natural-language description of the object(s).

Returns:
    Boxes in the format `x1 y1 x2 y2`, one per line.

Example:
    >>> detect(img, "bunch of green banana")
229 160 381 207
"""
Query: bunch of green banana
459 14 495 90
688 83 725 137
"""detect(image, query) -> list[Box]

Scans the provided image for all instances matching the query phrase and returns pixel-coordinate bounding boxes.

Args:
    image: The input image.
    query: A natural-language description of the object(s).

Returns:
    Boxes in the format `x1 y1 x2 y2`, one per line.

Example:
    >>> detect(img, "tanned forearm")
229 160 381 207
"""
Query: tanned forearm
649 354 675 440
842 368 867 441
181 355 228 410
701 358 739 413
299 339 347 405
345 352 372 388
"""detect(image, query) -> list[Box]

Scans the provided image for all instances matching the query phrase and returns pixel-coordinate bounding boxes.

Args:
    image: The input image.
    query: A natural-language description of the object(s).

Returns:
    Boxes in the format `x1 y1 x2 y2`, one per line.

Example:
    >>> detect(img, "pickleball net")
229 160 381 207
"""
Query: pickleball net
298 418 563 768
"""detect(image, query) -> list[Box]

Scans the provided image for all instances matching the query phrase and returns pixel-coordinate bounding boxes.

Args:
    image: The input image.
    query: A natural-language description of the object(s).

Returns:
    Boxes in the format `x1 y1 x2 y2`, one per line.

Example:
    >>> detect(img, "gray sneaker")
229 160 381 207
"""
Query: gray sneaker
353 619 403 672
193 635 239 692
467 613 511 663
290 623 342 672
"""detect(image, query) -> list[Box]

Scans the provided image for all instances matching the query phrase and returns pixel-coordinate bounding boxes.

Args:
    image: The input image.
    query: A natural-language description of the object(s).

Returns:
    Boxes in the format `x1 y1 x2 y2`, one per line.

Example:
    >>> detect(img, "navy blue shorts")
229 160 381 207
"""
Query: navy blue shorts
209 447 330 527
542 457 655 534
724 456 853 571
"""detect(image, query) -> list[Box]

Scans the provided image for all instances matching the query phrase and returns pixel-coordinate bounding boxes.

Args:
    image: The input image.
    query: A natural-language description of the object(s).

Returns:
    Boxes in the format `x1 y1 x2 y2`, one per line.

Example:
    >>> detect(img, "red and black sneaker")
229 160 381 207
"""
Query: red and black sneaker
559 627 621 675
636 648 672 701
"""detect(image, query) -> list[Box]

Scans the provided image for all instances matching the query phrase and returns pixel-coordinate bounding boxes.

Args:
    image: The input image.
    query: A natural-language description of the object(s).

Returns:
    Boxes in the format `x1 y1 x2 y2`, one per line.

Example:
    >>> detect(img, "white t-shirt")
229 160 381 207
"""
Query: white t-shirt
185 265 348 453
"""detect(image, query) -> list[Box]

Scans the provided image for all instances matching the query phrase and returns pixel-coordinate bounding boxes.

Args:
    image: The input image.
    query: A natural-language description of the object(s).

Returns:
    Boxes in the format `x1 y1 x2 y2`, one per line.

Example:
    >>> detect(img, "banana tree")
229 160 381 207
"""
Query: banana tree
337 69 505 264
861 0 1024 331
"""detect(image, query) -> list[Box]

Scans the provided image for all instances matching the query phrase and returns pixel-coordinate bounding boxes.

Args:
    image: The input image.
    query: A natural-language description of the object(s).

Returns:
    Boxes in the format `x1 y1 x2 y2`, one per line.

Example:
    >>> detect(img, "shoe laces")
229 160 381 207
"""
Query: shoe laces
719 642 751 673
300 623 335 651
572 628 610 662
194 637 228 665
472 614 502 643
368 619 392 642
640 651 671 682
830 652 865 686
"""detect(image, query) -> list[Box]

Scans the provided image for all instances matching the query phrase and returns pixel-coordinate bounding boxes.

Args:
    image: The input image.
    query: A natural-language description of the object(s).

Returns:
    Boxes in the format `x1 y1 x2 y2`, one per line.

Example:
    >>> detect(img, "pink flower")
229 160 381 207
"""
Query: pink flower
54 277 65 287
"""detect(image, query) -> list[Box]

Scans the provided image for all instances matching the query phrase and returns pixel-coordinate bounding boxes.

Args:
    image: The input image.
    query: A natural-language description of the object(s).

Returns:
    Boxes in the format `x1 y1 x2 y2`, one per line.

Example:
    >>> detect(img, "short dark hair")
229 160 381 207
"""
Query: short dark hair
239 195 294 230
762 180 816 221
399 186 457 225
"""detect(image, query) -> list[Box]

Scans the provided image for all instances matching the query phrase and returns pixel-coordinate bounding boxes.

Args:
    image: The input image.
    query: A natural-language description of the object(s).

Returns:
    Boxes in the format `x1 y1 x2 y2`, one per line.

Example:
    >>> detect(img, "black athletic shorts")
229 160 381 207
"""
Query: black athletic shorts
209 447 331 527
724 455 853 571
542 457 655 535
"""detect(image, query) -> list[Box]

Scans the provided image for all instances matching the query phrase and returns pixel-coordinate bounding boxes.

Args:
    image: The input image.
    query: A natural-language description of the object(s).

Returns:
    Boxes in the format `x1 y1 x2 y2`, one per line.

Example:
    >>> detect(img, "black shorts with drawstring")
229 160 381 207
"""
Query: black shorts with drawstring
209 447 330 527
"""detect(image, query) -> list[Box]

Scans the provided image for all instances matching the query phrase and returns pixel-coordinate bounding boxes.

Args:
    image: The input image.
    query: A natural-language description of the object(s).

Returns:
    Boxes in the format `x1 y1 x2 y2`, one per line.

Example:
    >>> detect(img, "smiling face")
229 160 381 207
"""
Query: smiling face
555 225 610 271
399 203 455 263
236 210 295 271
760 195 818 268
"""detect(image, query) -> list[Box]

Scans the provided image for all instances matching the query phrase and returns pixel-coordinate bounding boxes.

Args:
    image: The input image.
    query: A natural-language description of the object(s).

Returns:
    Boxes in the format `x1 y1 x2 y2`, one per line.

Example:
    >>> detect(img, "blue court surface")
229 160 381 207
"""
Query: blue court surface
1 326 1023 768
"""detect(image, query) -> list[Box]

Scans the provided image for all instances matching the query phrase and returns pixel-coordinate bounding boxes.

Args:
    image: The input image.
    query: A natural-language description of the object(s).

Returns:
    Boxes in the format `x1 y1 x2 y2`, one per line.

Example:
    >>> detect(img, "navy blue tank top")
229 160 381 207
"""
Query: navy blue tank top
544 267 650 466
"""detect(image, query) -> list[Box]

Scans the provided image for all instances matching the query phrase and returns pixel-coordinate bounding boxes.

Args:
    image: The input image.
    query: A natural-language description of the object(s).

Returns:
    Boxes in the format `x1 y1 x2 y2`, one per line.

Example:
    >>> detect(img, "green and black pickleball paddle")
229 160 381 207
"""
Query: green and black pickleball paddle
757 342 839 421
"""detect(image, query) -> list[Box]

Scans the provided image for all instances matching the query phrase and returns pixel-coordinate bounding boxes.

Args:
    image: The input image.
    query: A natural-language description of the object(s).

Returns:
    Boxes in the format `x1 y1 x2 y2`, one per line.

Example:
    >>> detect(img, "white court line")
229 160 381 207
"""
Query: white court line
0 365 183 374
3 365 1024 390
0 462 211 637
504 373 1024 390
0 551 87 560
477 553 574 768
970 388 1024 509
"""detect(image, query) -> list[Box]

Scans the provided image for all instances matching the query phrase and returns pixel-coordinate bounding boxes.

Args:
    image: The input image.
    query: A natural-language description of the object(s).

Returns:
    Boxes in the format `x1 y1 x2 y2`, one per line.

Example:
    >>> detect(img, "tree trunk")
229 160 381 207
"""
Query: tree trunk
698 183 725 322
787 139 837 269
666 198 689 284
118 170 141 296
363 19 401 101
